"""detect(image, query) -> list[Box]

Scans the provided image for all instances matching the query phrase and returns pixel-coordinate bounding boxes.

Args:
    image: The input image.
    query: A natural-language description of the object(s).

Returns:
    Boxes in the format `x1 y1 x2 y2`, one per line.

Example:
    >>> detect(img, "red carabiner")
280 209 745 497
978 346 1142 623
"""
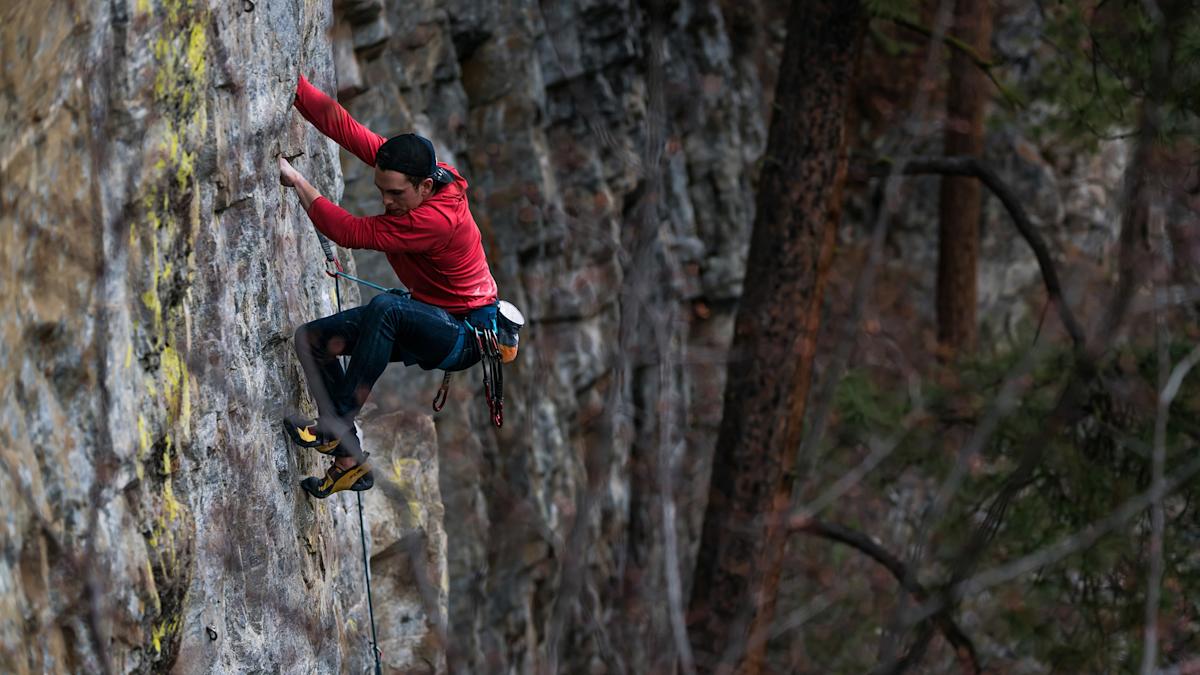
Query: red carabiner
324 256 344 279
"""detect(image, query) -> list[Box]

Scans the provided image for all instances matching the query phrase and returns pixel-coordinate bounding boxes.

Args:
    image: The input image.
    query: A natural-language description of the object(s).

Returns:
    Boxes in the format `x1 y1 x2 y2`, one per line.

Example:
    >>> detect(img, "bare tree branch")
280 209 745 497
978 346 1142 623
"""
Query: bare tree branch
902 448 1200 624
1143 340 1200 673
791 518 982 675
858 155 1087 352
866 100 1158 672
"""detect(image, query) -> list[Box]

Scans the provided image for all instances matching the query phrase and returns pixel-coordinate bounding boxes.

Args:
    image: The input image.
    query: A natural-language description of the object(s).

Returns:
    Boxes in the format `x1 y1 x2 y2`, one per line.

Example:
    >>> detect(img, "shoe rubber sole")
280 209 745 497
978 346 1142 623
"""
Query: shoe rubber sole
300 457 374 499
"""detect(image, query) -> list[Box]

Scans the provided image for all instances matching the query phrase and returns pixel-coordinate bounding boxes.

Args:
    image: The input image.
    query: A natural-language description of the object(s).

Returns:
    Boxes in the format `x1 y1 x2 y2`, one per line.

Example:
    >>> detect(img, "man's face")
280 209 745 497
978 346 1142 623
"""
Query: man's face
375 167 432 216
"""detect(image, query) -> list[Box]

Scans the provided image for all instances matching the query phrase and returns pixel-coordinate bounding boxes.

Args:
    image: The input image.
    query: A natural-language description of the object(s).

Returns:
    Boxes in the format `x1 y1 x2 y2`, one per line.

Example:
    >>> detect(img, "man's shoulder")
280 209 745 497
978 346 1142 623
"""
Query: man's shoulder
429 173 469 212
406 193 462 231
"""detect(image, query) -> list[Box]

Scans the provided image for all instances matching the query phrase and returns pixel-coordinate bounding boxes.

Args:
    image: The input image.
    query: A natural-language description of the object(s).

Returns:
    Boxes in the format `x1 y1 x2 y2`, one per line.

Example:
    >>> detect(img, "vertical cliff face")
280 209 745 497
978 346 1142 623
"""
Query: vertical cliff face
327 0 768 671
5 1 1129 673
1 1 444 672
0 0 752 670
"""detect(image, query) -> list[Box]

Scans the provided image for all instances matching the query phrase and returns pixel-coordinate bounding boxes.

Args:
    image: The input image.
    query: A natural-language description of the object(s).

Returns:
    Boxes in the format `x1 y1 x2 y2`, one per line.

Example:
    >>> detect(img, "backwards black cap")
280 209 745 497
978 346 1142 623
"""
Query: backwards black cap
376 133 454 184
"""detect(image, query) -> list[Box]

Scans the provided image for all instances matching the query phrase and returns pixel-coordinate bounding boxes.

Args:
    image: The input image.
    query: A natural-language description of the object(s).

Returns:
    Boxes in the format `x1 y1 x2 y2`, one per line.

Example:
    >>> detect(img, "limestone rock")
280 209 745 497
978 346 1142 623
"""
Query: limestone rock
361 411 448 675
1 1 444 672
322 0 765 671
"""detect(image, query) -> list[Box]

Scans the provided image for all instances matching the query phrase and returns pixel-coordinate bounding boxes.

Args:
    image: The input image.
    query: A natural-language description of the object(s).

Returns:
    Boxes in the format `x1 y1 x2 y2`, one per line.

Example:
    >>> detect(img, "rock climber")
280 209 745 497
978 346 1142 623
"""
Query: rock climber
278 74 498 499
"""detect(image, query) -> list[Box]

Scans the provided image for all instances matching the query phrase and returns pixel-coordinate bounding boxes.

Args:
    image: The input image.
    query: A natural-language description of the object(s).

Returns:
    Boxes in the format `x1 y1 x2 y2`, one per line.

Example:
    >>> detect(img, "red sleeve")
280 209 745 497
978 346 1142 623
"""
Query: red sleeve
307 197 450 254
293 75 385 167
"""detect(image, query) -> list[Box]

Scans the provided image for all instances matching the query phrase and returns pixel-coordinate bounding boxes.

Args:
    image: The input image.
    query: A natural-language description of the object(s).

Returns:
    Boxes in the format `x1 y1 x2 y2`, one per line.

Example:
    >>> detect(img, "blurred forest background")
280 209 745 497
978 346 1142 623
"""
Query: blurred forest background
348 0 1200 671
3 0 1200 673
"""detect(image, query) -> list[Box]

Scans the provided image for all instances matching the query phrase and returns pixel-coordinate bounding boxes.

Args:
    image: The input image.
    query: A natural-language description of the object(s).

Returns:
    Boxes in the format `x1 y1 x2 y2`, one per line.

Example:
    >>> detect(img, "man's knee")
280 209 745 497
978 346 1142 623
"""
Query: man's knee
294 321 321 357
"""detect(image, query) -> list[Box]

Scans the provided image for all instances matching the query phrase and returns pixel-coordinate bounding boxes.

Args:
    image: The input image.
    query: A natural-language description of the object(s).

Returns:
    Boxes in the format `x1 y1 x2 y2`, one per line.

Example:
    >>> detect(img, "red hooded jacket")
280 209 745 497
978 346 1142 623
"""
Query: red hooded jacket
294 76 498 314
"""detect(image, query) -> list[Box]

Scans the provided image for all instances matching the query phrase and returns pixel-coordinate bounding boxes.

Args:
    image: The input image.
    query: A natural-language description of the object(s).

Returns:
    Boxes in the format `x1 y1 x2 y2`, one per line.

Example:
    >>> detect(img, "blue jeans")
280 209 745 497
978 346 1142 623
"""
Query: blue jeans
293 292 481 424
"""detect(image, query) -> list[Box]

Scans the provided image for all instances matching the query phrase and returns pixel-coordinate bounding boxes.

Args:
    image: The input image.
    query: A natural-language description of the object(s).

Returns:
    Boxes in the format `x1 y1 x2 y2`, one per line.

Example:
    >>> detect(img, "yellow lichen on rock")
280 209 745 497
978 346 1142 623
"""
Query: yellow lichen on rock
125 5 209 663
159 346 190 423
185 22 206 83
150 614 181 655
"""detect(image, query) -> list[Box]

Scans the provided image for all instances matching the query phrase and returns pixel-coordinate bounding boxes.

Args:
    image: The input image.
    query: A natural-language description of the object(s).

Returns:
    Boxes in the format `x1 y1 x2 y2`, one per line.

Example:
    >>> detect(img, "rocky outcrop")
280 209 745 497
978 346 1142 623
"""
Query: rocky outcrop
326 0 768 671
1 1 443 672
362 412 448 674
3 0 1132 673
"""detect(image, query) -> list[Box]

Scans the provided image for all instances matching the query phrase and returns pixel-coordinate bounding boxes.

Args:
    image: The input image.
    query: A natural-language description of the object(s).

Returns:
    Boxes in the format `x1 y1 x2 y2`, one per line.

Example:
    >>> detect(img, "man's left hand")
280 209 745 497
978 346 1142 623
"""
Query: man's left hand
278 156 322 211
279 156 303 187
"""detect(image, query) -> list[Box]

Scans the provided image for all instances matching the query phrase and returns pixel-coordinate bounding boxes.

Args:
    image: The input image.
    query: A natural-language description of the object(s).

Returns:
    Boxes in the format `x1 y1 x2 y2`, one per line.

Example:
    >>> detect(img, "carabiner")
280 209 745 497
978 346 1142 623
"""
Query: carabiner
432 372 451 412
324 256 344 279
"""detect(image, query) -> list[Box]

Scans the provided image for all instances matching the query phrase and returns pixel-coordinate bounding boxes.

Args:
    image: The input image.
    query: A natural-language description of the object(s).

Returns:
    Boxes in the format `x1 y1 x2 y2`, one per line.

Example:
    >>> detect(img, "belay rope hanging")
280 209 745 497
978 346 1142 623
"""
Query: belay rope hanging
314 233 383 675
306 226 524 669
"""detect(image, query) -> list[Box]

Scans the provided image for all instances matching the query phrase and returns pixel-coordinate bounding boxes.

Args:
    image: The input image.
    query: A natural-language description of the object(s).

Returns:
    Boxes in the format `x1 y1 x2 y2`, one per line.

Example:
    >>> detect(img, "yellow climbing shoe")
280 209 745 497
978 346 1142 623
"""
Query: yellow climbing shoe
301 454 374 499
283 415 346 456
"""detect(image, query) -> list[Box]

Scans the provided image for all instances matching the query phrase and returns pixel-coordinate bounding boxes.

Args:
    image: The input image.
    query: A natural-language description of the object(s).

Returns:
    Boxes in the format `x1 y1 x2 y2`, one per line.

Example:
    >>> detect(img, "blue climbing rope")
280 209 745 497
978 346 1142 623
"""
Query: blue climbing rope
334 268 391 294
315 233 395 295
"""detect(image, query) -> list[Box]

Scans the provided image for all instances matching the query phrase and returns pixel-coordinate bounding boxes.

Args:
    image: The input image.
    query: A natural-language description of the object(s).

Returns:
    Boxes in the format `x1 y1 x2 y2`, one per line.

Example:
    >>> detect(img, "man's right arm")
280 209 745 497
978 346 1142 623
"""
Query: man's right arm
293 75 386 167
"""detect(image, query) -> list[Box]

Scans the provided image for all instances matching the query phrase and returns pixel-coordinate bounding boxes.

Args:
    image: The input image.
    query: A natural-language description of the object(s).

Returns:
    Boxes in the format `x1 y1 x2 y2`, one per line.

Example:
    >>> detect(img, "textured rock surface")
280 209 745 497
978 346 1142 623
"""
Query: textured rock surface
324 0 768 671
361 412 448 675
2 0 1130 673
1 1 444 672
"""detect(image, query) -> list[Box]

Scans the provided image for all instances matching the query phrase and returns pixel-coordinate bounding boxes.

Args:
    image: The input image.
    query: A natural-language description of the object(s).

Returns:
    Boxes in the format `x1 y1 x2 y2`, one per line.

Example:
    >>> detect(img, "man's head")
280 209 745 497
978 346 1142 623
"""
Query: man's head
374 133 454 216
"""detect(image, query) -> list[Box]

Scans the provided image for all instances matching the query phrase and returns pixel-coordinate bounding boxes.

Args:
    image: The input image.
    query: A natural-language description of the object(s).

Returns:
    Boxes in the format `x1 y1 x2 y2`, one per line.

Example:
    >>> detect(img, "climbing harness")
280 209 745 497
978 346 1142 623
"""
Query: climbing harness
430 299 523 428
313 232 525 429
312 231 383 675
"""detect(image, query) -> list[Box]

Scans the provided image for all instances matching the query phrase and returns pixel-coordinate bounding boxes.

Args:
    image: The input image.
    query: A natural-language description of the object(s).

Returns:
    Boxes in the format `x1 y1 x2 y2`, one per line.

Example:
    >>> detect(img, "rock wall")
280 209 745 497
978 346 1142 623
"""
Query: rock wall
2 0 1132 673
323 1 1129 672
1 1 444 672
325 0 768 671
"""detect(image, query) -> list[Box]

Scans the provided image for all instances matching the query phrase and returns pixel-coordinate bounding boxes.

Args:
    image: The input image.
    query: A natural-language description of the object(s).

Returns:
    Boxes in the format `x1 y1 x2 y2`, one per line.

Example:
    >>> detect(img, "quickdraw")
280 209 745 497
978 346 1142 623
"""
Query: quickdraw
324 255 393 294
432 372 451 411
474 327 505 428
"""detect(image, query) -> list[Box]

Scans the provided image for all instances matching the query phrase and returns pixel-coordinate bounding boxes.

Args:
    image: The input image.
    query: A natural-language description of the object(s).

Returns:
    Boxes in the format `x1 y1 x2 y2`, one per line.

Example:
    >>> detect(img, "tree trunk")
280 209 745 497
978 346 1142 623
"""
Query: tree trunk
686 2 865 673
936 0 992 353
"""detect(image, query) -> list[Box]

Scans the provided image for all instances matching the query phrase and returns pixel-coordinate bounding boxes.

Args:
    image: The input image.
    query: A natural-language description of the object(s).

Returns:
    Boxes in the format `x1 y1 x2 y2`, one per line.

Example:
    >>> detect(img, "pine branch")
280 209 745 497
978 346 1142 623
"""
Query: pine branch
890 16 1025 109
